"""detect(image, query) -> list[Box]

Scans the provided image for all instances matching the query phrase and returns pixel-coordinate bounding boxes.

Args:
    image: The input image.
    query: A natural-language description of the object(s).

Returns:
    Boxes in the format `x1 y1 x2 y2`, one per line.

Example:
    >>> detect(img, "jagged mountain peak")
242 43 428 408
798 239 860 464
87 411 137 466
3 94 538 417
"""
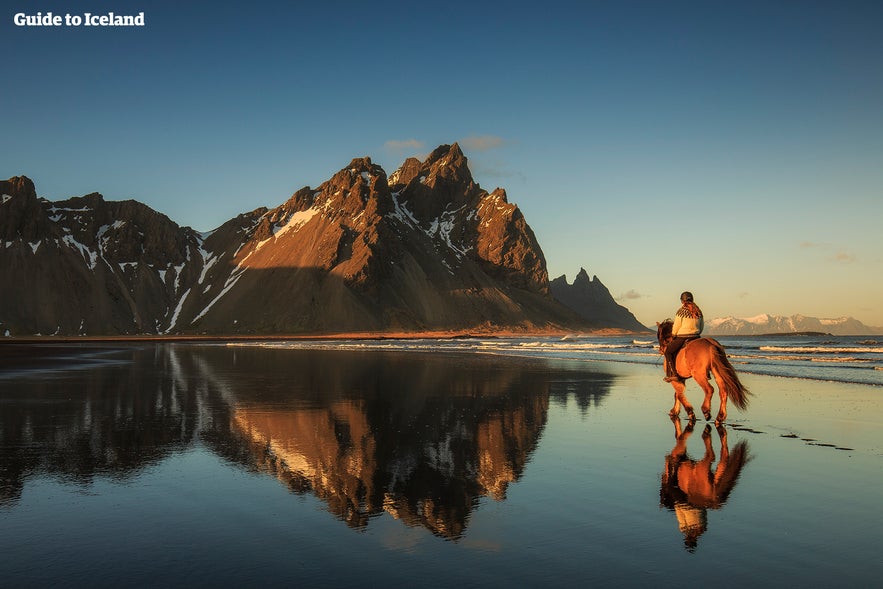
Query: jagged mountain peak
424 142 466 166
61 192 105 208
552 268 598 289
1 147 644 335
422 142 474 190
388 158 420 186
1 176 37 200
270 157 392 228
551 269 649 332
391 144 480 228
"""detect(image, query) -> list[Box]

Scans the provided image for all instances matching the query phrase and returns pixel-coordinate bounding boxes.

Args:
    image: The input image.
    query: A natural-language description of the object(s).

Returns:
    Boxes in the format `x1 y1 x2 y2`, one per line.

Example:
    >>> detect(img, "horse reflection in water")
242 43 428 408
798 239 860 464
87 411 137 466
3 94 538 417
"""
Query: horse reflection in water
660 418 752 551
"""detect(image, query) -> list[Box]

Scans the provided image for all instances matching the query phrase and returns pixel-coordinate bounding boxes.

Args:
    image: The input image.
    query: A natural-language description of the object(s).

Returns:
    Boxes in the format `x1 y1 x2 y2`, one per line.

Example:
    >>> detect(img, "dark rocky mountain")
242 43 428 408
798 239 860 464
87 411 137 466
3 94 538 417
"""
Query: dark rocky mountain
550 268 649 332
0 175 205 335
1 144 641 336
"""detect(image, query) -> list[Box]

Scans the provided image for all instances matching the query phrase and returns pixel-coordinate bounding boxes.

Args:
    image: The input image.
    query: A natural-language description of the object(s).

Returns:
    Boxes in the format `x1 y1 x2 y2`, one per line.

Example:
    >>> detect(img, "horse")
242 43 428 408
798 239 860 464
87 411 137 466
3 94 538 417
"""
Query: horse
660 418 752 551
656 320 751 424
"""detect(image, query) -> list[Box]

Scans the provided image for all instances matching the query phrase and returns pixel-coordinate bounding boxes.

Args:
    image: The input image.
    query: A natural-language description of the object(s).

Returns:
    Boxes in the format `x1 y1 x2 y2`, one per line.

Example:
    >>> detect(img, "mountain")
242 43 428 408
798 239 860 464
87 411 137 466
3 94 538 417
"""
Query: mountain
550 268 650 332
1 144 643 336
0 175 205 335
706 314 883 336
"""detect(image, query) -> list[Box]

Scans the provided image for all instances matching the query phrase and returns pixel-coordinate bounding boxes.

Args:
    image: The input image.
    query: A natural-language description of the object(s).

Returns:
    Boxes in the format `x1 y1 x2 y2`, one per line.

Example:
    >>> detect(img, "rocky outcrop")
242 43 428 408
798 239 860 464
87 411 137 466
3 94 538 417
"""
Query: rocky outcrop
550 268 650 332
1 145 640 336
390 144 548 294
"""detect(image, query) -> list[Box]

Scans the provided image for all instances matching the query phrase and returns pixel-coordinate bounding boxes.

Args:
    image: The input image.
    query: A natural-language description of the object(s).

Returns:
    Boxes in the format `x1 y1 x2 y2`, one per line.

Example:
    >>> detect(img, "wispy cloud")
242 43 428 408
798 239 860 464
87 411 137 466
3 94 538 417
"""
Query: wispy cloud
384 139 424 151
831 251 856 263
459 135 506 152
616 289 644 301
800 241 856 263
467 158 526 182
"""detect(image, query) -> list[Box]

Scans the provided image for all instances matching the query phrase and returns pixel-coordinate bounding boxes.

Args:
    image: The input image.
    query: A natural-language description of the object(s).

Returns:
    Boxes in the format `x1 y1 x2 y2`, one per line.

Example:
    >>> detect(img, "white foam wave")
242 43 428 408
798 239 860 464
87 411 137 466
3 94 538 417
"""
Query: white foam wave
760 346 883 354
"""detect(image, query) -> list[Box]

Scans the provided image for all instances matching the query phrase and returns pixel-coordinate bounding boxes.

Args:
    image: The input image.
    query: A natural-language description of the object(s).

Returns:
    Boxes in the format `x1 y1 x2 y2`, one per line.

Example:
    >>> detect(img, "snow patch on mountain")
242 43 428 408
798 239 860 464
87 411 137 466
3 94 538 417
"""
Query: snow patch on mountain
706 314 882 335
61 234 99 269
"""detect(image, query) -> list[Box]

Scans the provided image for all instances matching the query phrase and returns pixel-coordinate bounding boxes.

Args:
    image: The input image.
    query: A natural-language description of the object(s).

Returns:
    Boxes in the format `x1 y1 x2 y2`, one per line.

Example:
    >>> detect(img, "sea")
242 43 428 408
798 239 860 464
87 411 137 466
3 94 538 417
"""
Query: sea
230 333 883 387
2 336 882 585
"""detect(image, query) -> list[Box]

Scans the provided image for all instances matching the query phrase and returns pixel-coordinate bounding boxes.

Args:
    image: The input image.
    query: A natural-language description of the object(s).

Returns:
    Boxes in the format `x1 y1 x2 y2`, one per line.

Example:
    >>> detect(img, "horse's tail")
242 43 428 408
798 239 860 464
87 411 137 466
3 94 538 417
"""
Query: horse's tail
709 440 753 508
709 341 751 411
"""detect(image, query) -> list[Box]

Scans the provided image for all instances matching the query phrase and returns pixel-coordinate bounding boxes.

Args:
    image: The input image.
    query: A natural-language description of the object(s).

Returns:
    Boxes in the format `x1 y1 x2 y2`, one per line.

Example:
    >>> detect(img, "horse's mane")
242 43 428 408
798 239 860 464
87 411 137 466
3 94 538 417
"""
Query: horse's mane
657 319 674 346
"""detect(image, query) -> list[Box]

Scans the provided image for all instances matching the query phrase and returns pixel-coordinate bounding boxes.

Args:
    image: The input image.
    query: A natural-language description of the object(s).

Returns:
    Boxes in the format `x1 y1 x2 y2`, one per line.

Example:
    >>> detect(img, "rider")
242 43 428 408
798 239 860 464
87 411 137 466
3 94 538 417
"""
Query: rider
664 291 704 382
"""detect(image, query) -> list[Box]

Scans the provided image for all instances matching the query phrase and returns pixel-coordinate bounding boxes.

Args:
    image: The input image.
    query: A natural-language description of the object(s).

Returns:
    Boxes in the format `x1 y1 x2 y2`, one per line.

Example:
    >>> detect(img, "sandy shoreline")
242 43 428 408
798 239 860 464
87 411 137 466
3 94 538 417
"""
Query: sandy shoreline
0 327 642 345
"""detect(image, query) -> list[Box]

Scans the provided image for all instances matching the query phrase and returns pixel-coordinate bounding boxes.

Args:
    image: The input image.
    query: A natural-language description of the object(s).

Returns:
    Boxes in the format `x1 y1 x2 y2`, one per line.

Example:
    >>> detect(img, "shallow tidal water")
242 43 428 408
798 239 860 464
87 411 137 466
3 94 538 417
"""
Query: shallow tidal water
1 342 881 587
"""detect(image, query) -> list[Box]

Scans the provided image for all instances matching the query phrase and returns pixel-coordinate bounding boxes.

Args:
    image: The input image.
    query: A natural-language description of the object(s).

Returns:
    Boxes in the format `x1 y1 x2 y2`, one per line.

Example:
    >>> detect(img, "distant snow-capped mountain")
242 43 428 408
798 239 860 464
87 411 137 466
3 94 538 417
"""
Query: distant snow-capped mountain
706 314 882 336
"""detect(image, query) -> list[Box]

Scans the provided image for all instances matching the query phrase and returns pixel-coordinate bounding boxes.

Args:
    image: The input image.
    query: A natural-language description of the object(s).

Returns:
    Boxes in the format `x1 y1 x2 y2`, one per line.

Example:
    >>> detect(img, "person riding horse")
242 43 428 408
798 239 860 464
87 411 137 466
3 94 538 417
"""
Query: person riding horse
664 292 704 382
657 301 750 424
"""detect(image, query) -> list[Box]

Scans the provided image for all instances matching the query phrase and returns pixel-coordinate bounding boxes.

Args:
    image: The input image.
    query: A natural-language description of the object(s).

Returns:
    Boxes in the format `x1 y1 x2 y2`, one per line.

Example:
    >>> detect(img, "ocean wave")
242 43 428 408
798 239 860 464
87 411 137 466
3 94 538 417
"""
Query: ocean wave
225 336 883 386
759 346 883 354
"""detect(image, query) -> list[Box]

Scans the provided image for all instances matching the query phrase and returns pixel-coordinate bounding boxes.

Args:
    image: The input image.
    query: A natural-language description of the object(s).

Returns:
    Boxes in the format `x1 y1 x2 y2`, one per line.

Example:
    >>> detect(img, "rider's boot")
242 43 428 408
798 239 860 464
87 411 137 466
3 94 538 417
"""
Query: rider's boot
663 359 682 382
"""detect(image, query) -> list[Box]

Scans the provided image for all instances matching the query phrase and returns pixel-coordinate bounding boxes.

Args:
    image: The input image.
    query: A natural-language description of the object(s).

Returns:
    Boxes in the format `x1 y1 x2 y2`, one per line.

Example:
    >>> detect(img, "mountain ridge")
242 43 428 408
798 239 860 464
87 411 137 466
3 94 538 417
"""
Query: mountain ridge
549 268 649 332
1 145 643 336
706 314 883 336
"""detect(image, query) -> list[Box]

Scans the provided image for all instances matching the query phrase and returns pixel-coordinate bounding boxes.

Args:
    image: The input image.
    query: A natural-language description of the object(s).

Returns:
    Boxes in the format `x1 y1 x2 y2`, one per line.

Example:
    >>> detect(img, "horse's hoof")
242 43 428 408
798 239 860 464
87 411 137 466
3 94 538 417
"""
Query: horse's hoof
686 411 697 422
703 411 712 421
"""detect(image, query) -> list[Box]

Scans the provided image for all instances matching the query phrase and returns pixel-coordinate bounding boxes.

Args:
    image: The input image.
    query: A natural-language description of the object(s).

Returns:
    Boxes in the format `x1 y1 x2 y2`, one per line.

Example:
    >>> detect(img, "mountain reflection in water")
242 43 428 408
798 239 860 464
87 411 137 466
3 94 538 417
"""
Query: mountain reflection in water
0 343 615 539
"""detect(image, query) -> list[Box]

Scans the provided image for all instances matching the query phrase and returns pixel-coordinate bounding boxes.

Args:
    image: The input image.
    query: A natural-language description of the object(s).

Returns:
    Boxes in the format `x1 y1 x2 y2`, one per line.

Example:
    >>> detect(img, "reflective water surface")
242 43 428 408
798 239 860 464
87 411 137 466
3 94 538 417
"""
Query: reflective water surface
1 342 881 586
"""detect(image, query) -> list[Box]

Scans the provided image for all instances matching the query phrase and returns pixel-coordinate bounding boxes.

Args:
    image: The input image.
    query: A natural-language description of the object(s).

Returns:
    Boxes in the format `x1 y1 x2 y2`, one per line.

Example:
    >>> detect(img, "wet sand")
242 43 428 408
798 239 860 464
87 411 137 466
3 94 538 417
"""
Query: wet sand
0 326 636 344
1 342 881 585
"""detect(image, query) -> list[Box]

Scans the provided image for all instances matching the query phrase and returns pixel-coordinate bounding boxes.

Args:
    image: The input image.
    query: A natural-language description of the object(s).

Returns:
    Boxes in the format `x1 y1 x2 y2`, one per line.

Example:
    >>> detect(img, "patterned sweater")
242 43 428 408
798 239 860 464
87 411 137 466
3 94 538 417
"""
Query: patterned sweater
672 306 703 337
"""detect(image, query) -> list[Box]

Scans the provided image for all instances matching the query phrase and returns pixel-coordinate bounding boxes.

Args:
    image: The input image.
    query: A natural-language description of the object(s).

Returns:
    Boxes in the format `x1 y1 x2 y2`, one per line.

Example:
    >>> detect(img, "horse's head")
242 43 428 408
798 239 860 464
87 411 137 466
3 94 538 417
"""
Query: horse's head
657 320 674 352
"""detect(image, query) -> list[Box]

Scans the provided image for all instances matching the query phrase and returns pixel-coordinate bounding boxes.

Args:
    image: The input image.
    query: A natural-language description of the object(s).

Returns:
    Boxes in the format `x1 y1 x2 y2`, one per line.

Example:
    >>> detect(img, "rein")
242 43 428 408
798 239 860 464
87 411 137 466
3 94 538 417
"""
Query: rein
657 319 674 354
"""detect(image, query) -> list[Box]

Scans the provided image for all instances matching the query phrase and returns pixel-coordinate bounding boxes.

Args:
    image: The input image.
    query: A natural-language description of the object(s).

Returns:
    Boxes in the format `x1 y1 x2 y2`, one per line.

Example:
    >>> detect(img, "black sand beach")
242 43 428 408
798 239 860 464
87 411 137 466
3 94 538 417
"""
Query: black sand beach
1 342 880 586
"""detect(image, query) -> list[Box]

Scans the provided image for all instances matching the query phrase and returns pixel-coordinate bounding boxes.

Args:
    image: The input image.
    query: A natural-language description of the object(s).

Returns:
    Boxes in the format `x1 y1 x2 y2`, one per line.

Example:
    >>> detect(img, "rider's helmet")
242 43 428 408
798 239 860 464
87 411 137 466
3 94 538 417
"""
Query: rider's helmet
680 291 694 303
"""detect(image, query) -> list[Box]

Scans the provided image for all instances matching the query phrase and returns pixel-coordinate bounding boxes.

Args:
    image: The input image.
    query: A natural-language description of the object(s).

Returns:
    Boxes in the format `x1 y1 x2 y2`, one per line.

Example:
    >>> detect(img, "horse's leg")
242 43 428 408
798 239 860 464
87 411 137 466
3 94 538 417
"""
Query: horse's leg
716 396 728 424
670 380 695 421
670 353 695 421
712 425 730 485
714 372 729 425
693 370 715 422
702 424 715 456
698 424 715 470
716 424 729 463
669 383 681 418
670 417 693 455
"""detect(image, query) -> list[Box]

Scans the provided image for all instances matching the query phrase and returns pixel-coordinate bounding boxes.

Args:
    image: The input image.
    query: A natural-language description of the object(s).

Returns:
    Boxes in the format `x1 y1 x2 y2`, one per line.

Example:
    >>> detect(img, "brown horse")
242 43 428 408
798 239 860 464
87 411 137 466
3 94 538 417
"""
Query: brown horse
656 320 751 424
660 418 752 551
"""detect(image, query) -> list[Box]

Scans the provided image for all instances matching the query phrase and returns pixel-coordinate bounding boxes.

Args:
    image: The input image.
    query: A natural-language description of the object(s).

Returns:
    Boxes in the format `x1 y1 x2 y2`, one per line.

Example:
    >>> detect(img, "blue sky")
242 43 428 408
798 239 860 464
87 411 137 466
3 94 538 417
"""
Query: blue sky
4 1 883 327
